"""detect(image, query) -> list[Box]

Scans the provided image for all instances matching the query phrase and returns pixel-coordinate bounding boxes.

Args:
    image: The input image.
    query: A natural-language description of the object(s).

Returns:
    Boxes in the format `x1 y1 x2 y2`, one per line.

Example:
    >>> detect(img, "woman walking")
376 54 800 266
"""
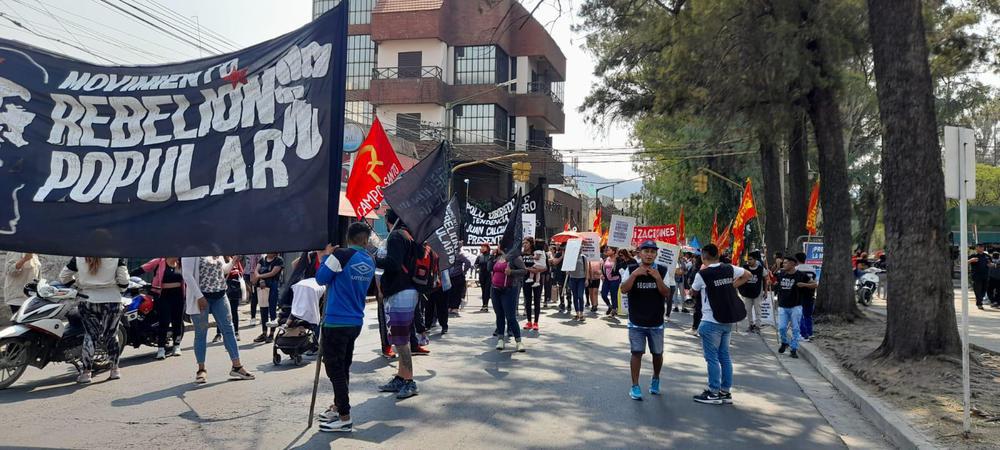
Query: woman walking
474 244 493 312
181 256 254 384
491 250 527 352
587 252 603 314
252 253 284 343
215 256 245 343
59 257 129 383
522 240 547 332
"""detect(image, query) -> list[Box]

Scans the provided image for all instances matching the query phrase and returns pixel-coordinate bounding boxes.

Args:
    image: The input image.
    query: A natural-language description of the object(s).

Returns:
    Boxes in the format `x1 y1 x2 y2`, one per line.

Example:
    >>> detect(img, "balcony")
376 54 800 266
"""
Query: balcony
528 81 564 104
369 66 447 106
514 88 565 134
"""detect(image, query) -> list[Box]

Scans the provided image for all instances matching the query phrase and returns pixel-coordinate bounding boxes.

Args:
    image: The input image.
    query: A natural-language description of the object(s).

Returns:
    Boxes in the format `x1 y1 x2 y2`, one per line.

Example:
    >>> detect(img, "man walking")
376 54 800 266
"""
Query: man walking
689 244 750 405
775 257 814 359
376 209 421 399
738 251 768 334
315 223 376 433
794 252 818 341
970 243 993 310
620 241 670 401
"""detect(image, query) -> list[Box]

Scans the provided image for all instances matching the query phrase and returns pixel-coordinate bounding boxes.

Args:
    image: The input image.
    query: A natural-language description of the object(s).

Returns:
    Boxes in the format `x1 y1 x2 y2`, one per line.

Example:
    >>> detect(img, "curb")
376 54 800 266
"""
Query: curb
797 341 938 450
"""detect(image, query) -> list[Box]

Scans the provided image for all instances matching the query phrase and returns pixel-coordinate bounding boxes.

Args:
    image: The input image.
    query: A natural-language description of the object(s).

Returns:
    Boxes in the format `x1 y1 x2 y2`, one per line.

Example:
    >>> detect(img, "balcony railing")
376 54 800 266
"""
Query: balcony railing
373 66 444 80
527 81 564 104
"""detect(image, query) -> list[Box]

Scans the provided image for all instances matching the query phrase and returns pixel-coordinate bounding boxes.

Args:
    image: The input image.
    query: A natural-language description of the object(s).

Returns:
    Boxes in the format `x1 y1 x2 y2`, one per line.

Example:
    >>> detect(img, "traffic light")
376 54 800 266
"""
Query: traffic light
692 173 709 193
512 161 532 183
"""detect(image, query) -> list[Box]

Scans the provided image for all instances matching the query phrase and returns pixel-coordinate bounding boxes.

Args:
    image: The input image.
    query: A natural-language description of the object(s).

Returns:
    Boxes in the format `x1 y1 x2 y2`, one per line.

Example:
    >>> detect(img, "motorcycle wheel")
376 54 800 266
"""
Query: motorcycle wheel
863 290 873 306
273 353 281 366
0 338 30 390
114 325 127 359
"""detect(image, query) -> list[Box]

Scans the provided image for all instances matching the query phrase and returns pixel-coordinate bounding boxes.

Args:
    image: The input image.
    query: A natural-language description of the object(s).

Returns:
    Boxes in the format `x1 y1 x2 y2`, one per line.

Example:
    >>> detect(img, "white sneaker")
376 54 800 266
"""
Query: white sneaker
77 371 92 384
516 341 525 353
318 418 353 433
171 346 182 357
266 320 280 328
155 348 166 360
318 406 339 423
109 367 121 380
496 338 505 350
249 318 258 327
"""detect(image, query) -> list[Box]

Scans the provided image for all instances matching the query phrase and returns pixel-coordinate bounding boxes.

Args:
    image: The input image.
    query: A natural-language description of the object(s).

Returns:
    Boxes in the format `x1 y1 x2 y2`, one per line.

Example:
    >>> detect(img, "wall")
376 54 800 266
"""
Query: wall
376 39 450 82
376 103 446 141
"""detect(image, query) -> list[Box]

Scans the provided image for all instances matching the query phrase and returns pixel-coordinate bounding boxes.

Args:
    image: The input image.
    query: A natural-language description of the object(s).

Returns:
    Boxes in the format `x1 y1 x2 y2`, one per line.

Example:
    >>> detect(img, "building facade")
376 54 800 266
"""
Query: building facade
314 0 566 206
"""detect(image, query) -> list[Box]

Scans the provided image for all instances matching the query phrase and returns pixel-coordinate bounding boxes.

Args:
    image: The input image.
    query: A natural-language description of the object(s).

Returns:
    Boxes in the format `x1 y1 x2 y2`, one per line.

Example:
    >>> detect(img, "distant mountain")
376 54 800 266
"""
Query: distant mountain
563 167 643 198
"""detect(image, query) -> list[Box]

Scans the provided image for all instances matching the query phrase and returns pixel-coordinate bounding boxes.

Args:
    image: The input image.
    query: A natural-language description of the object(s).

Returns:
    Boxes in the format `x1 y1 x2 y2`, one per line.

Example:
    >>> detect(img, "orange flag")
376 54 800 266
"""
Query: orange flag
346 117 404 220
731 178 758 261
806 179 821 236
716 221 732 249
600 229 609 247
710 212 719 244
593 208 603 234
678 207 686 245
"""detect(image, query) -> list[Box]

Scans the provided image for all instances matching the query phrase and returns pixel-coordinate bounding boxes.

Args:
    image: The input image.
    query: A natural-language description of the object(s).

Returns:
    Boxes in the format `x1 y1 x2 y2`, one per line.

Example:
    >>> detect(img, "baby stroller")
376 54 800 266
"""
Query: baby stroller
272 278 325 366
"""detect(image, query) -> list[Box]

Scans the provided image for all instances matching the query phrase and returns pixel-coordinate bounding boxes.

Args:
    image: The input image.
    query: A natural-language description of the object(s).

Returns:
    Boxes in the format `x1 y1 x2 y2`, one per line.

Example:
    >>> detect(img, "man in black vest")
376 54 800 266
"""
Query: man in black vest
739 251 769 334
969 244 993 310
621 240 670 401
689 244 750 405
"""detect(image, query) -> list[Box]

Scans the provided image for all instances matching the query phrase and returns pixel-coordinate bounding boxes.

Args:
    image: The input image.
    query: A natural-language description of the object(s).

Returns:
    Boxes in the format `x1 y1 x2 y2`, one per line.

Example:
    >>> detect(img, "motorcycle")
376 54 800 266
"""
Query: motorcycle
0 280 125 389
119 278 164 352
855 267 885 306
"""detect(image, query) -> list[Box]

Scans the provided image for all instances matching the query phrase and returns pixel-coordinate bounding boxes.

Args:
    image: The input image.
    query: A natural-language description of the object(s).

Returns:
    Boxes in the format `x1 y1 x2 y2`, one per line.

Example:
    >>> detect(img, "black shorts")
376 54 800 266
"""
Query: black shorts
552 273 565 286
588 280 599 289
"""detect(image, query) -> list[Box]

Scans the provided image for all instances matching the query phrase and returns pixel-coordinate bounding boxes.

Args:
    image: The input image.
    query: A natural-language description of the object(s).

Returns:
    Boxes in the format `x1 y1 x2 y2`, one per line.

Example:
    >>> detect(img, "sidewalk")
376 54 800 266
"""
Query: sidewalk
868 288 1000 353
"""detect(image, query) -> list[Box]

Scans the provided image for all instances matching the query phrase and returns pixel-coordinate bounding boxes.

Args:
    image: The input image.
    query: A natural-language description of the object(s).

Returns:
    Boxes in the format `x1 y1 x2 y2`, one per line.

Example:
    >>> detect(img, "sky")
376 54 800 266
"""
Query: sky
0 0 638 181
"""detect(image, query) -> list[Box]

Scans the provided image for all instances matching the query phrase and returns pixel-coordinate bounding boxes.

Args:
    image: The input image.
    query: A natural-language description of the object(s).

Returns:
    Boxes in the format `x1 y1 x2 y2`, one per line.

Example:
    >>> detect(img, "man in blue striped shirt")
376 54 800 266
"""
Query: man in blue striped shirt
316 222 375 433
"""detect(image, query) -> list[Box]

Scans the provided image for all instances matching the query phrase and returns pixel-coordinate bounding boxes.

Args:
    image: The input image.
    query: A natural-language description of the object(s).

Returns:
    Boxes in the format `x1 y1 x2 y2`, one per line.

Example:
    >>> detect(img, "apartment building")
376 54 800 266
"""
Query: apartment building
314 0 566 204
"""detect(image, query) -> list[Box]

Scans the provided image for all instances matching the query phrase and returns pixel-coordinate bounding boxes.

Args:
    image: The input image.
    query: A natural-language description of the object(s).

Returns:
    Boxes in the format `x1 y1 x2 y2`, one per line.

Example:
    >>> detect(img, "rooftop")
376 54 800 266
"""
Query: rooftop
373 0 443 13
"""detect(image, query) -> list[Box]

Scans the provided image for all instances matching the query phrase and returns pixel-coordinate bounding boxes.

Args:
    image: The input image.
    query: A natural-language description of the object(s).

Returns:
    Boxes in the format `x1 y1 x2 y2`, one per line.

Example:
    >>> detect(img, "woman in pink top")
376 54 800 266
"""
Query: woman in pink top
601 246 622 316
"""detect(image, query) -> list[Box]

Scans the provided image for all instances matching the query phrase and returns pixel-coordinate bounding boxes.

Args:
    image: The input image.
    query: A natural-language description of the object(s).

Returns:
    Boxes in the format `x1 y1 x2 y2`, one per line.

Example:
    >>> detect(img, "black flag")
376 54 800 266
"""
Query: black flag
384 142 451 243
499 189 524 259
427 195 463 271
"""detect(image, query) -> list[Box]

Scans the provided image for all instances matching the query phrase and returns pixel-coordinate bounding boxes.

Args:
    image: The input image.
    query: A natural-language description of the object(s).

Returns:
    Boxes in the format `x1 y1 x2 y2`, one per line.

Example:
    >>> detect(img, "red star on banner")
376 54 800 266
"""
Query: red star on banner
222 66 248 88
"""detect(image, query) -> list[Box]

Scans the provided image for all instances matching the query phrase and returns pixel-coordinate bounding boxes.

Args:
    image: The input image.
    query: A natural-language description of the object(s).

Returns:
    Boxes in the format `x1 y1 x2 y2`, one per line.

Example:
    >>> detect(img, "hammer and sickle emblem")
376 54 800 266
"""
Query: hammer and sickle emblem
359 145 384 184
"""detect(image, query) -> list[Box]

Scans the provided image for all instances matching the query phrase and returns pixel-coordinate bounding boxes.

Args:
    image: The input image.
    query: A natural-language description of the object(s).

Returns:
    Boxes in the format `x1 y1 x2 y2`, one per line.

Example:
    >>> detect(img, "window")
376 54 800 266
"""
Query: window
453 104 508 145
346 35 376 90
346 101 372 126
454 45 510 85
312 0 374 24
398 52 423 79
396 113 422 141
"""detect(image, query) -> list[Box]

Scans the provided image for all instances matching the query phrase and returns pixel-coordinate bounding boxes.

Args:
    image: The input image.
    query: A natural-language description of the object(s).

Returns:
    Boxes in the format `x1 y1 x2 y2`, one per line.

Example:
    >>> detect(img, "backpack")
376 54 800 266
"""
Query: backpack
408 244 439 294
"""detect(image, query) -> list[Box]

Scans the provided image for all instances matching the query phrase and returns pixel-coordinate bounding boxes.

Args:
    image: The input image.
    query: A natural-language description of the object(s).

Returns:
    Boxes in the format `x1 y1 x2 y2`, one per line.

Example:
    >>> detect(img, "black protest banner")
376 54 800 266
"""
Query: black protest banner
0 6 349 256
499 190 524 259
465 184 544 245
427 195 462 270
383 141 451 243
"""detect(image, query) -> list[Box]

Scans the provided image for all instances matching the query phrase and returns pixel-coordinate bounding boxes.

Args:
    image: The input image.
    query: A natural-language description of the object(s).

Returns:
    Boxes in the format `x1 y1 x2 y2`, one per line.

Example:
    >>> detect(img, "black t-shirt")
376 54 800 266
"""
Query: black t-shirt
796 265 817 301
627 265 668 327
258 256 284 283
738 263 765 298
776 270 809 308
971 252 992 281
160 265 184 301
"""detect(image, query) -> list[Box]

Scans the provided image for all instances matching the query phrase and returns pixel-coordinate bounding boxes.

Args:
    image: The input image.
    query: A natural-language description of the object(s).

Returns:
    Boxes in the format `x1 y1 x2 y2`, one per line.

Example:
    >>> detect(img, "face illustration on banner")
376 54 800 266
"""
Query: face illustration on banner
0 64 41 235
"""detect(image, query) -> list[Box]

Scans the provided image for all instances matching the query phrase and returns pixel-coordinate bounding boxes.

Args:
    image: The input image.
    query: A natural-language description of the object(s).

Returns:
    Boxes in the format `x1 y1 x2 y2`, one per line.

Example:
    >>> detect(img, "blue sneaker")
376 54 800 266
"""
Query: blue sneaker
629 385 643 401
650 378 661 395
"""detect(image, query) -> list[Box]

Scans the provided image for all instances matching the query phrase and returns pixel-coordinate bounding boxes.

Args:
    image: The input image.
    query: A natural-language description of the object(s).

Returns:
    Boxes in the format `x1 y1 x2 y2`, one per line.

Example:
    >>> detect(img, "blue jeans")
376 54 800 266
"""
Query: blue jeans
778 306 803 350
568 277 586 313
601 279 620 310
192 295 241 365
492 286 521 340
698 321 733 393
800 298 814 338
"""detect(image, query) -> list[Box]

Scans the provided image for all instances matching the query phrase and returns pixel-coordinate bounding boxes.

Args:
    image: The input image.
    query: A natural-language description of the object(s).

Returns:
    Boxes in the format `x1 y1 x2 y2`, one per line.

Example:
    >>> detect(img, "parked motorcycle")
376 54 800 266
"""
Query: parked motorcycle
855 267 885 306
119 278 169 352
0 280 125 389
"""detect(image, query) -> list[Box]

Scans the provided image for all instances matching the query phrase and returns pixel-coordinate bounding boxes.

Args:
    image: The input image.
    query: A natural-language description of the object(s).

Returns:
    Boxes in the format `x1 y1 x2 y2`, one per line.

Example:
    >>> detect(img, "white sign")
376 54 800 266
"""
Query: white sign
945 125 977 200
608 215 637 248
655 244 680 276
759 292 775 325
522 213 536 239
562 239 583 272
579 232 601 260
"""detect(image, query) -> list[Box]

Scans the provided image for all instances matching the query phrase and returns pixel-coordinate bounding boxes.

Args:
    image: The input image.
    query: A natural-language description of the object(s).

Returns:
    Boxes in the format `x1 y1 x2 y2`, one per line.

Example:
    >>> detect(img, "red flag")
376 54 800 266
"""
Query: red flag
564 221 571 232
731 178 757 261
806 179 821 236
710 212 719 244
717 221 732 249
346 117 404 220
593 208 603 234
678 207 686 245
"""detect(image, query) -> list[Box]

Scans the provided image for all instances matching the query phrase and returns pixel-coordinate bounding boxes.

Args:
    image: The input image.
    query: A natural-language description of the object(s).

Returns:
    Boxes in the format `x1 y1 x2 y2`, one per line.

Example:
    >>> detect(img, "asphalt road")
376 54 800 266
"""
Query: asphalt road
0 301 845 449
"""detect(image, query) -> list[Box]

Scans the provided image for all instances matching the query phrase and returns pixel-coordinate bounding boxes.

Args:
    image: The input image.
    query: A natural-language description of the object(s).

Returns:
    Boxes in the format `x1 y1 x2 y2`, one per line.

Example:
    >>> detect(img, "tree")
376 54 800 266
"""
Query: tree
786 112 810 249
867 0 961 359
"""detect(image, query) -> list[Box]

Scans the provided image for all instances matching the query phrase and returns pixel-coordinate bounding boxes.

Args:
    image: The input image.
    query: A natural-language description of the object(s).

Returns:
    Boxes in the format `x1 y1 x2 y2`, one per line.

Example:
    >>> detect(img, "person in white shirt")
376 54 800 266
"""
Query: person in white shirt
3 252 38 320
59 257 129 384
689 244 751 405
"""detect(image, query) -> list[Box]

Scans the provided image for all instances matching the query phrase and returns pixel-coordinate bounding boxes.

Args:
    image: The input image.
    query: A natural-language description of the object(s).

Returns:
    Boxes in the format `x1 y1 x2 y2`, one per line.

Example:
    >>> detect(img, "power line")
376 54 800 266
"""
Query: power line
118 0 235 53
137 0 241 49
93 0 222 56
0 11 119 63
35 0 86 50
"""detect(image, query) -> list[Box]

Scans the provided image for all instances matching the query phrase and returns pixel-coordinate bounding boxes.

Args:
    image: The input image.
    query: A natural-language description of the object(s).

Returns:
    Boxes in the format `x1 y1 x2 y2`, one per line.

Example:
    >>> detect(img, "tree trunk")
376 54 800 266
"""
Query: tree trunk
786 113 810 250
867 0 961 359
807 84 859 318
853 185 881 253
758 131 786 262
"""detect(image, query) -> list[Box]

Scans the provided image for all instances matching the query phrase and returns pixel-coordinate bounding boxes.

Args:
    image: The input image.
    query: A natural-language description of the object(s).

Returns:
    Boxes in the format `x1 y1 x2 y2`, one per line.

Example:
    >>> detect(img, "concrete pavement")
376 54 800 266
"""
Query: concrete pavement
1 302 847 449
869 287 1000 353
